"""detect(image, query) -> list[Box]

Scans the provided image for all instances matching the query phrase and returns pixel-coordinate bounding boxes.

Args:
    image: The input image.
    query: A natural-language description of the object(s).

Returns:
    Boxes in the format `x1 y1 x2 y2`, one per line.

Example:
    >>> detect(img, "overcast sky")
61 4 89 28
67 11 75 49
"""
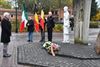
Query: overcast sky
96 0 100 8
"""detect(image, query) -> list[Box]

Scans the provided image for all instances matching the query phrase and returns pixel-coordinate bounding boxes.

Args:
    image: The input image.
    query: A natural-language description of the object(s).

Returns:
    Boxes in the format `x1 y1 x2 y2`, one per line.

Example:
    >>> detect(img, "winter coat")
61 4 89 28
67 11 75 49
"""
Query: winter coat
26 19 34 32
1 18 11 43
46 16 55 28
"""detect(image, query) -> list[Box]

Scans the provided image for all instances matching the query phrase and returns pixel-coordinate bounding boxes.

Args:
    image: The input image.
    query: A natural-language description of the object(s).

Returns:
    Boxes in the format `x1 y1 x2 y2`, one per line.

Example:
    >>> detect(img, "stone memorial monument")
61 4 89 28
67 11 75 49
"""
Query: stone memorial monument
63 6 70 43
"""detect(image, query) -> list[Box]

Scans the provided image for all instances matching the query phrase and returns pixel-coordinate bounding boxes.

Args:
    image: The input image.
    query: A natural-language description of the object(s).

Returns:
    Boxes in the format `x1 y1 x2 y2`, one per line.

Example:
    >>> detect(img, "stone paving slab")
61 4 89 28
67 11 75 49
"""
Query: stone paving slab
57 42 100 59
17 42 100 67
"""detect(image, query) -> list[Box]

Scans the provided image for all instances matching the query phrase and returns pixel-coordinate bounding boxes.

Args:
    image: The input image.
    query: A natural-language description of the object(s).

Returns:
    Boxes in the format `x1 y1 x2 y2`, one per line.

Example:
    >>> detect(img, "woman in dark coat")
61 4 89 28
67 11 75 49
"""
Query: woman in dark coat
0 16 1 22
1 12 11 57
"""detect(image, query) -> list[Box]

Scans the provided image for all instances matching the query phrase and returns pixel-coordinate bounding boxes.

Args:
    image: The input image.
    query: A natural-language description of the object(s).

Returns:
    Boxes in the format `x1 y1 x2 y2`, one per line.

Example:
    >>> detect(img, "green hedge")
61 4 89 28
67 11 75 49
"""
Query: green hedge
11 22 100 32
11 20 20 32
11 22 64 32
89 22 99 28
54 24 63 32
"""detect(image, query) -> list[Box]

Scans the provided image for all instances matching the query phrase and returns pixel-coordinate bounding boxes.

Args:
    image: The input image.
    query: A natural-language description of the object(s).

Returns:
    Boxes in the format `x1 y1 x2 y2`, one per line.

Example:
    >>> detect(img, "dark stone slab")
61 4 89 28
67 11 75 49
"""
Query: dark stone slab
17 42 100 67
57 42 100 59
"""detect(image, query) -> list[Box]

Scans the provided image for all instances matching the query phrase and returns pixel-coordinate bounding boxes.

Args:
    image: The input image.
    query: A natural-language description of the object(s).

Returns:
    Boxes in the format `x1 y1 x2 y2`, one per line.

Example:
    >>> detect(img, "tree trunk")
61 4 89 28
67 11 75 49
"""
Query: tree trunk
74 0 92 44
82 0 92 44
73 0 84 43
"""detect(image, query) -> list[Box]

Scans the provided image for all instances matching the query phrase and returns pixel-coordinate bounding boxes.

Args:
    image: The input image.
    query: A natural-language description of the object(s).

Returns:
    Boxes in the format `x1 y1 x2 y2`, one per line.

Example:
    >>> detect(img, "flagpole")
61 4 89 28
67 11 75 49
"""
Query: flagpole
15 0 18 33
19 0 28 32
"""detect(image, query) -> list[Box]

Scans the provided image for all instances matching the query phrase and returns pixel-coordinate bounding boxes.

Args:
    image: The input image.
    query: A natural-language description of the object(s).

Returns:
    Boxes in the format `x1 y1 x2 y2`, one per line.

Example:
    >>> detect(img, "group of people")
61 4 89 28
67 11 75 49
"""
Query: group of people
26 12 60 56
27 11 55 42
0 11 60 57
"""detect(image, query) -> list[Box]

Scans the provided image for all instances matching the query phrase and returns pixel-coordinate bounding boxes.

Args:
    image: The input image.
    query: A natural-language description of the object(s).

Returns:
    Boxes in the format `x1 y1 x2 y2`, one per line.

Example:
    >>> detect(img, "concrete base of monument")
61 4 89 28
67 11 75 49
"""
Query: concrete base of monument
17 42 100 67
62 40 70 44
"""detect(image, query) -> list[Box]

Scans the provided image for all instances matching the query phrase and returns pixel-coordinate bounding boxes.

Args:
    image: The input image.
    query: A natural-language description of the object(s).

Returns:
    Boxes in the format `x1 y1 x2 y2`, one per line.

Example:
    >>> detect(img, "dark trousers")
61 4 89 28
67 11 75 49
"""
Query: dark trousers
28 32 33 42
47 28 53 41
40 28 45 41
3 43 8 55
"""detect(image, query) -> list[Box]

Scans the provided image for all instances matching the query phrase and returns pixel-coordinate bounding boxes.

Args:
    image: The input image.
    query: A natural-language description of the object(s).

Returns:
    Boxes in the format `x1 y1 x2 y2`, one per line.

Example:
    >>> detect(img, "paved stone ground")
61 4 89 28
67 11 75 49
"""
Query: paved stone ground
58 43 100 59
17 42 100 67
0 33 33 67
0 27 100 67
17 28 100 67
17 43 81 67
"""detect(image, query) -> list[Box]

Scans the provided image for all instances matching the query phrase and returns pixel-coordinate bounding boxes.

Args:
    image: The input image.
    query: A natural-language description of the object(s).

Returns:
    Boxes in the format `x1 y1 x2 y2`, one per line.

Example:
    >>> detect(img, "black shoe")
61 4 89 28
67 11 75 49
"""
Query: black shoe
27 40 30 42
30 40 33 42
3 54 11 57
39 40 45 42
39 40 42 42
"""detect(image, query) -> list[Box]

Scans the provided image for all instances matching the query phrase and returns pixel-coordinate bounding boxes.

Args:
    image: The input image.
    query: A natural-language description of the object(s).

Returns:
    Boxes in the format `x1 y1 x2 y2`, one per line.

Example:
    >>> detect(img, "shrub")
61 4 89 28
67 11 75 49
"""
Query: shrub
54 24 63 32
11 20 20 32
89 22 98 28
11 21 64 32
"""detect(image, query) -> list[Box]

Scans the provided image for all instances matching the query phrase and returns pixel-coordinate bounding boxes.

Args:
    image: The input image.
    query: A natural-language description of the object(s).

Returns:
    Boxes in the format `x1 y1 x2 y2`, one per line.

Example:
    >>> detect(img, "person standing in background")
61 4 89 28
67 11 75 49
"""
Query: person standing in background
0 16 1 22
69 15 74 31
46 12 55 42
1 12 12 57
26 17 34 42
39 16 45 42
0 16 1 42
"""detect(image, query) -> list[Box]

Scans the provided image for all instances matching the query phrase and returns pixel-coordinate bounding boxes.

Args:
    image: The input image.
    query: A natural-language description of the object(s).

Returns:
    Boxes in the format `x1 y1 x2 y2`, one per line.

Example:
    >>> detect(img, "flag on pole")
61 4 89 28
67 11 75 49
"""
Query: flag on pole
34 13 39 32
19 4 28 32
34 0 38 13
33 0 40 32
40 10 45 31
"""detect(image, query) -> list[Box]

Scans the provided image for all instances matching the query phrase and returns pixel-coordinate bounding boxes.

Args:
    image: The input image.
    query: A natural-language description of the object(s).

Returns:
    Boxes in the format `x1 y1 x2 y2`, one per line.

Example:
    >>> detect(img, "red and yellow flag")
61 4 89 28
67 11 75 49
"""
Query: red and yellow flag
40 10 45 31
34 13 39 32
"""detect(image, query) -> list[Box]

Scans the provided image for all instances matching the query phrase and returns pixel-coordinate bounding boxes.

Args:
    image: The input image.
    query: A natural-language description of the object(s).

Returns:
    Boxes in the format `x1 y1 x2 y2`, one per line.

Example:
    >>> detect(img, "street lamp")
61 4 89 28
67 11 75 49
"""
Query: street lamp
15 0 18 33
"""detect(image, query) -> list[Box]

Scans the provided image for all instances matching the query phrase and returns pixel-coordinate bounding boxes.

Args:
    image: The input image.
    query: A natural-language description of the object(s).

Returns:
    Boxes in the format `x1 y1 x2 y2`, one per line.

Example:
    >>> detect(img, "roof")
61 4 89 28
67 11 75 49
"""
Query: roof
0 9 22 15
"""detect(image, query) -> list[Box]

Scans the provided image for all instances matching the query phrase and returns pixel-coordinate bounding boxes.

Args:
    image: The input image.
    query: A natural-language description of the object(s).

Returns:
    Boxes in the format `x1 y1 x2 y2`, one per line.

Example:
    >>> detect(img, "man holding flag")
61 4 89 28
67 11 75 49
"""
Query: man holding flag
33 0 45 41
39 10 45 42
